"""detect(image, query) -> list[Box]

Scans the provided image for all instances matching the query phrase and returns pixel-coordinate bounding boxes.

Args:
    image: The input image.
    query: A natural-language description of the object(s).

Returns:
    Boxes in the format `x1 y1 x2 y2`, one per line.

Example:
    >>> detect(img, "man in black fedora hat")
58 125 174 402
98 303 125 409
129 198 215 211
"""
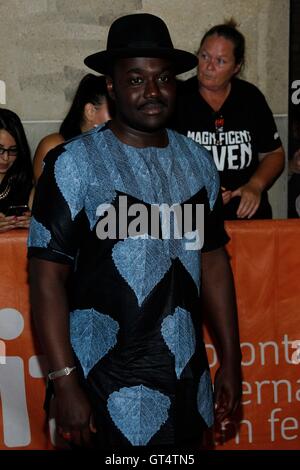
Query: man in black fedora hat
28 13 241 450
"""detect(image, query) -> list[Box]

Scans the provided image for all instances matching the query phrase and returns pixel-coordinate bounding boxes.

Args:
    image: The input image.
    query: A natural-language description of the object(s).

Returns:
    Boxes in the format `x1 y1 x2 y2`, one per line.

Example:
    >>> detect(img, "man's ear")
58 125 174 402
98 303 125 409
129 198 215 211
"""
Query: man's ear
106 77 115 100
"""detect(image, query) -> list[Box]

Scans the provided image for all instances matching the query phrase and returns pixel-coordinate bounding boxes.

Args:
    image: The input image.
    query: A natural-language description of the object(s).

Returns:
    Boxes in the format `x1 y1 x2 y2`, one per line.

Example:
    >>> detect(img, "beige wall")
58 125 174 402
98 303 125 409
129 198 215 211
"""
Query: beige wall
0 0 289 216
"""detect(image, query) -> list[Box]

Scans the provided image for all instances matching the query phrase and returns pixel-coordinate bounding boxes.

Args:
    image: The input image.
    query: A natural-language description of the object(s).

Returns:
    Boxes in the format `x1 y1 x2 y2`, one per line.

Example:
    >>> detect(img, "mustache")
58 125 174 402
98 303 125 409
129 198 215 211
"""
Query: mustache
138 99 167 110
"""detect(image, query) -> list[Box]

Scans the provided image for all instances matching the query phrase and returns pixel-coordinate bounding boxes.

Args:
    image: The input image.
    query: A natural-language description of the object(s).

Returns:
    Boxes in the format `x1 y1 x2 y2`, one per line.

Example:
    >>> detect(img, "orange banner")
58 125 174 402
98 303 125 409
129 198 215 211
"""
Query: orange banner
205 220 300 450
0 221 299 450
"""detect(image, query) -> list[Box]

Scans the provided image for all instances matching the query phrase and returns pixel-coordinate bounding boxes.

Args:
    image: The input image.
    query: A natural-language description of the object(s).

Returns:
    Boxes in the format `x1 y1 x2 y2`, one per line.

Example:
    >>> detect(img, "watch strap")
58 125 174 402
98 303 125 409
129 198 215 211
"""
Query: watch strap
48 366 76 380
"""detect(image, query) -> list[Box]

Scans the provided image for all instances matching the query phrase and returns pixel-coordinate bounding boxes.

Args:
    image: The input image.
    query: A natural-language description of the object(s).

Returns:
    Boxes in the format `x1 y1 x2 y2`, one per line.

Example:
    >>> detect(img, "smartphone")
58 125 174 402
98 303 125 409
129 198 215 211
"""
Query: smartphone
6 205 29 217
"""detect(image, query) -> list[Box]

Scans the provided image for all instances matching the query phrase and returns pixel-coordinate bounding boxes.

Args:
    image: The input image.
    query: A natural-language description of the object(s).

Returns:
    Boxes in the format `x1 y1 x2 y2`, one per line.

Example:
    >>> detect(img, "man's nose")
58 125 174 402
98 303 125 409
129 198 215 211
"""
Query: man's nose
144 79 160 98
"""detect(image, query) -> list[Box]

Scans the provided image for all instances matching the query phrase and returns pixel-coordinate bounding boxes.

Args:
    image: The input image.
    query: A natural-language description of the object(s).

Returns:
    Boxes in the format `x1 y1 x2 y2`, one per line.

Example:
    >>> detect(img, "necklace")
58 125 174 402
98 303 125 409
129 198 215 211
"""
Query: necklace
0 182 11 200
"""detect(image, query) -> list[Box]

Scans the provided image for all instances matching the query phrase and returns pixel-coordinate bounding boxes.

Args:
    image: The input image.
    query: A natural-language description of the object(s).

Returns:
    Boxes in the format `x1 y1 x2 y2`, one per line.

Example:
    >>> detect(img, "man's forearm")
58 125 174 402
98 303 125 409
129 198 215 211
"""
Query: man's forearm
201 247 241 365
29 258 75 371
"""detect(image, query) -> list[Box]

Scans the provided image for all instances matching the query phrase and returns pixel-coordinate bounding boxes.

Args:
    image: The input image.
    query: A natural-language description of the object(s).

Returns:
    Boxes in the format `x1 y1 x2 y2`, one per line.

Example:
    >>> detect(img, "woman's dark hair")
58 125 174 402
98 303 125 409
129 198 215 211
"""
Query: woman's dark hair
59 74 110 140
198 19 245 68
0 108 33 192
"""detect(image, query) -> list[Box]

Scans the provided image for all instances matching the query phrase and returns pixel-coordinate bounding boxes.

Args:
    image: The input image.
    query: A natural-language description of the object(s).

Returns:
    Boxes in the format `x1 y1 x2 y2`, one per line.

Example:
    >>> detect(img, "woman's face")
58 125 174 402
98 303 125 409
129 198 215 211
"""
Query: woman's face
197 34 241 92
0 129 17 181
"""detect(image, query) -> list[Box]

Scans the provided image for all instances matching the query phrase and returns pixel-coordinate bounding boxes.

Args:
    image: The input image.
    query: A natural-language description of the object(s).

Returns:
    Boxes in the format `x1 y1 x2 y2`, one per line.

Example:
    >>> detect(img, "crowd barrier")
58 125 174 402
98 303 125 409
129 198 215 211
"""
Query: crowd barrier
0 220 299 450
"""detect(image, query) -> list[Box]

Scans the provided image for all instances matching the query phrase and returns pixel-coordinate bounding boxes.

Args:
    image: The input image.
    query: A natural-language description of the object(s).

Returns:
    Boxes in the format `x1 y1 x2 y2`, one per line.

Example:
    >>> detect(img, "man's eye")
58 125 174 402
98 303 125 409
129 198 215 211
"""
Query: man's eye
217 58 225 65
200 52 208 60
158 75 170 83
130 77 143 85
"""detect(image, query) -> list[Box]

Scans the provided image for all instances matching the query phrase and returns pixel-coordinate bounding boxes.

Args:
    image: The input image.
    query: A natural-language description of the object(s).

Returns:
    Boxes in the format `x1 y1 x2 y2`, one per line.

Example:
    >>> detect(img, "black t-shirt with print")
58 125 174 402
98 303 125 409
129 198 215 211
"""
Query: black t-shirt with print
173 77 282 219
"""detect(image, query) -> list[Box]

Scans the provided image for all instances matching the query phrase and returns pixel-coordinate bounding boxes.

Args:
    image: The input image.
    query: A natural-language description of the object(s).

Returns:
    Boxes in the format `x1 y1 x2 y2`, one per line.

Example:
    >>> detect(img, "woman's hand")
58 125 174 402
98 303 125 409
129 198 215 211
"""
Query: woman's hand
0 210 31 231
230 181 262 219
14 210 31 229
0 212 17 232
229 146 285 218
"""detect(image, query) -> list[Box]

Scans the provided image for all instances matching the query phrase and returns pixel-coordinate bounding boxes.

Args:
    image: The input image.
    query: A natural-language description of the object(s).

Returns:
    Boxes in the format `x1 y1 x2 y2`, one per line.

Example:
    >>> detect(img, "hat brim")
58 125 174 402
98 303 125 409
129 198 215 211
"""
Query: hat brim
84 48 198 75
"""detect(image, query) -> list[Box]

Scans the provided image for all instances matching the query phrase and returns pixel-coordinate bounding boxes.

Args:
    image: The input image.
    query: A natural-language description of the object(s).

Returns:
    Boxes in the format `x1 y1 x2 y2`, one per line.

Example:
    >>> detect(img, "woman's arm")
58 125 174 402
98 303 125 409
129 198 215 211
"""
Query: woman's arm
33 133 64 184
231 146 285 219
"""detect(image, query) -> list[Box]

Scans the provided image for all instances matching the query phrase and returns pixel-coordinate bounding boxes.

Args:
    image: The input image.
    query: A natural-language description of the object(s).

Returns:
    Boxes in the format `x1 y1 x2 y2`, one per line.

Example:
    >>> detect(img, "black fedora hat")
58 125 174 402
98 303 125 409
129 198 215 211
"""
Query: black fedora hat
84 13 198 75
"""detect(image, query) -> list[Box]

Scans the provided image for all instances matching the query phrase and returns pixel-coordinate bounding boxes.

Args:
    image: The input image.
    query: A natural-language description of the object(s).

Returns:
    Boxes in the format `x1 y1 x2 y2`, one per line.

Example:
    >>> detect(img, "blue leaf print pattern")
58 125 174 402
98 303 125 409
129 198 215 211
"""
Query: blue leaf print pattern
107 385 171 445
54 142 88 221
70 308 119 377
112 235 200 307
197 369 214 427
161 307 196 379
27 216 51 248
112 236 171 307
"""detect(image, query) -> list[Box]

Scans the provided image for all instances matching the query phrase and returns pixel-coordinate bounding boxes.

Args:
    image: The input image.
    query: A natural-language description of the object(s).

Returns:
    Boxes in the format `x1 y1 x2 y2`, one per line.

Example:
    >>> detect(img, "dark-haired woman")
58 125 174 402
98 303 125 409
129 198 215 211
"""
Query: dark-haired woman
0 108 33 232
33 74 111 183
174 21 285 219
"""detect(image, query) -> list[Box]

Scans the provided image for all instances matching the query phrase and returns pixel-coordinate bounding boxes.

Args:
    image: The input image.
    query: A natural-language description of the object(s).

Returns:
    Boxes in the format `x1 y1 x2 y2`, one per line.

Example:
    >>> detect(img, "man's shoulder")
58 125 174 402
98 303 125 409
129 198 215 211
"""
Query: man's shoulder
64 122 108 150
46 123 108 163
168 128 219 209
41 124 109 184
168 129 219 178
169 128 213 159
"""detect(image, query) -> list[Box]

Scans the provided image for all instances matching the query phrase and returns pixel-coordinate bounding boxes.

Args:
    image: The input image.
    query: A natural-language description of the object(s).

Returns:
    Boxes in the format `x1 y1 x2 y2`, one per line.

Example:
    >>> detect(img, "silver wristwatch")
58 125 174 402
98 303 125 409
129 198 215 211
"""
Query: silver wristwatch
48 366 76 380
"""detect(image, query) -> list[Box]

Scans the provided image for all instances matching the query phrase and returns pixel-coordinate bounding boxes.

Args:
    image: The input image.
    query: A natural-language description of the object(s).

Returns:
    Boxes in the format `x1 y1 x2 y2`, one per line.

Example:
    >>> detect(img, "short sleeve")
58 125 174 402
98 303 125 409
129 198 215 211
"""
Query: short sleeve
255 89 282 153
202 190 230 252
27 146 89 265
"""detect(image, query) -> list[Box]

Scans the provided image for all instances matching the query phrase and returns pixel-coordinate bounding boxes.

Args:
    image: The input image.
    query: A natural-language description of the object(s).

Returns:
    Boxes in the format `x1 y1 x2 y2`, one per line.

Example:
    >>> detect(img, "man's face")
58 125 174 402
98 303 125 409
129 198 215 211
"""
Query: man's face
107 57 176 133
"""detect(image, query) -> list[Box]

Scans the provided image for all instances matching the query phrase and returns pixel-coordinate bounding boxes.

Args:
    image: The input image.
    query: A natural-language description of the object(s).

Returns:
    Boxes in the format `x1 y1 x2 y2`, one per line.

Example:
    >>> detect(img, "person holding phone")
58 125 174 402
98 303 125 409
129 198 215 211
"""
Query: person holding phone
0 108 33 233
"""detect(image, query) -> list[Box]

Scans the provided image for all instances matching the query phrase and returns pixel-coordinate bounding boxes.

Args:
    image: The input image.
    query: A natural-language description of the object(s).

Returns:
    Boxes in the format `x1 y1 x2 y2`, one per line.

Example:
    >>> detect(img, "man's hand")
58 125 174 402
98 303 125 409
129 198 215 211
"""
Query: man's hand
54 374 97 448
213 362 242 425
